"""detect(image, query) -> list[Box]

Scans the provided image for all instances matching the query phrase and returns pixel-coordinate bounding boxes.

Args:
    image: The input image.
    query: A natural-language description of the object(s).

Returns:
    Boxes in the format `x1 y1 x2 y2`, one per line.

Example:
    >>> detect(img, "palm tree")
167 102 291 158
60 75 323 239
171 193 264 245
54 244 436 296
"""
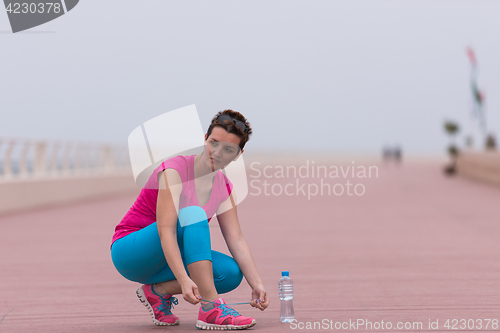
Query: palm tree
444 121 459 144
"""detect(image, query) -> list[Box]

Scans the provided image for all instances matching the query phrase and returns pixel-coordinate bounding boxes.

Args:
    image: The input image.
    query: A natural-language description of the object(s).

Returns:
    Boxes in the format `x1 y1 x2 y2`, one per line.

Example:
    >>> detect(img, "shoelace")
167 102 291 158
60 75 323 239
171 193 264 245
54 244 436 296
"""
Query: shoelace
219 304 241 318
159 295 178 315
200 298 250 306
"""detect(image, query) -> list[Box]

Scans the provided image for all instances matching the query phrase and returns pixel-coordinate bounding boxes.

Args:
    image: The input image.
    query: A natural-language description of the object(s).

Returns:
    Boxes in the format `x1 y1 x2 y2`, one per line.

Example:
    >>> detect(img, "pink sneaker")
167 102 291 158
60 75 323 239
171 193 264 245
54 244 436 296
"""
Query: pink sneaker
196 298 256 330
136 284 180 326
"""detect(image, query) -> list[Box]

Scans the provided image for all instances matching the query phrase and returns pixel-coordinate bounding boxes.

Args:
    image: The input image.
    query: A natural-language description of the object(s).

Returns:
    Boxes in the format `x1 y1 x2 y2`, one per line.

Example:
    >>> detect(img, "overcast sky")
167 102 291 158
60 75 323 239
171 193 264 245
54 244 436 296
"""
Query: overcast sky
1 0 499 156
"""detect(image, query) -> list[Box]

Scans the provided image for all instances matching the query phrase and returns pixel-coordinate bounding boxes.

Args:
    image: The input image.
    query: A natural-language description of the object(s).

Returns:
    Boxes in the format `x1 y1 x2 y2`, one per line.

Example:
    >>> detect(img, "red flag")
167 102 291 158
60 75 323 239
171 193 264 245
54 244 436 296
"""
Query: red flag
478 90 485 103
466 47 477 66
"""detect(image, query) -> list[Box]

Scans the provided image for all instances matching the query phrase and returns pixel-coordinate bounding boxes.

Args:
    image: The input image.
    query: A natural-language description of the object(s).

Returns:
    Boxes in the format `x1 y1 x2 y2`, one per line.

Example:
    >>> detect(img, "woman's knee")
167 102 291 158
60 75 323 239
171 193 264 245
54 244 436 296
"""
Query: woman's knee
178 206 207 227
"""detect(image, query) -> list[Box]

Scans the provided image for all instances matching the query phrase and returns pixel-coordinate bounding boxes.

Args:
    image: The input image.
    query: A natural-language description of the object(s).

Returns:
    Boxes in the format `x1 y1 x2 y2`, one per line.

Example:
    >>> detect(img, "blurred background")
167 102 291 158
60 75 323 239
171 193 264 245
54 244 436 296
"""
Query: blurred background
2 0 500 209
1 1 499 154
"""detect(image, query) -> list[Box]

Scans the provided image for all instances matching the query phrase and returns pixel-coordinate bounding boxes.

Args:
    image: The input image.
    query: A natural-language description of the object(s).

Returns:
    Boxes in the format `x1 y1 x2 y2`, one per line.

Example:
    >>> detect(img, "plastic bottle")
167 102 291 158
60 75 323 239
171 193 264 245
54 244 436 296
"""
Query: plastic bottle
278 271 295 322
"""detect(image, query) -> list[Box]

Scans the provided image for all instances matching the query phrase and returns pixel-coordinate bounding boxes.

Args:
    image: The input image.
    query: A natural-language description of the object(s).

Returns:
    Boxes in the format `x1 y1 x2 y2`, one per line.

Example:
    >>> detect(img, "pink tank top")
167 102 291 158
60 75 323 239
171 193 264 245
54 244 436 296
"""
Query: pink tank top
111 154 233 246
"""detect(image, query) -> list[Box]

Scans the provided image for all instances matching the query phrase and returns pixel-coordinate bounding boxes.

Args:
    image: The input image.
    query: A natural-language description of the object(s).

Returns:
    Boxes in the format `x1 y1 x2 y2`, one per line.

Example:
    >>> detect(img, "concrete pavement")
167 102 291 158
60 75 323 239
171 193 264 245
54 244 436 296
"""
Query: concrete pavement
1 161 499 332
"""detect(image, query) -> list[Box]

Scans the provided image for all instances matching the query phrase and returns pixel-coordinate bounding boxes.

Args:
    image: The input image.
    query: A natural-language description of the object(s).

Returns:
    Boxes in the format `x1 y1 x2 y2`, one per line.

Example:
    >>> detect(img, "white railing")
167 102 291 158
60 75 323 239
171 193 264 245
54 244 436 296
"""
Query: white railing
0 137 130 181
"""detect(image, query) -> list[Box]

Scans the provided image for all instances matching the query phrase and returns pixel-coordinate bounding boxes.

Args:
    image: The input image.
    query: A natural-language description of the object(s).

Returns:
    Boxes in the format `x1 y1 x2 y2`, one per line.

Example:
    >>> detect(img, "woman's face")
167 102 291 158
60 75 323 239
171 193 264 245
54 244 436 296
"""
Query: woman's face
203 126 243 171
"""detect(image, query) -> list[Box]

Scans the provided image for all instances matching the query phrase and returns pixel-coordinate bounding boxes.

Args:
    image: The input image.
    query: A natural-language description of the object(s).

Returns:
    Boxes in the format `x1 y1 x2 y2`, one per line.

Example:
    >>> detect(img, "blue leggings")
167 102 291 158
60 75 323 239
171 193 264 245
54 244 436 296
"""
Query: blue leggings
111 206 243 294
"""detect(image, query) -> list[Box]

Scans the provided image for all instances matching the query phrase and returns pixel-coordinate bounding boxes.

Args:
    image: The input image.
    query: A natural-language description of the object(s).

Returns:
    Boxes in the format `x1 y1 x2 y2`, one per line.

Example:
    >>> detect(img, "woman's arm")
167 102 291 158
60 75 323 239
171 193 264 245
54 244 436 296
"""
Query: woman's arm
157 169 201 304
216 193 269 310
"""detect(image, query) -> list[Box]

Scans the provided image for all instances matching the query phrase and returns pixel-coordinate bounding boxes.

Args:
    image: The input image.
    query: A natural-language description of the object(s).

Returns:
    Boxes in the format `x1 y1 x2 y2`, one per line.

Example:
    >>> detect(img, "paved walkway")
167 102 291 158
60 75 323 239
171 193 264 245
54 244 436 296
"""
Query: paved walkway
1 162 499 332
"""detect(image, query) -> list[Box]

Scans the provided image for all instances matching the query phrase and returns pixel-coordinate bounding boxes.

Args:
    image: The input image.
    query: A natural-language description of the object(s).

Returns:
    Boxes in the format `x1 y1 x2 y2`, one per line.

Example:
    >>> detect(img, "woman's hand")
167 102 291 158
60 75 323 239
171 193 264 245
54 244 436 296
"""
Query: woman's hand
180 278 202 305
249 285 269 311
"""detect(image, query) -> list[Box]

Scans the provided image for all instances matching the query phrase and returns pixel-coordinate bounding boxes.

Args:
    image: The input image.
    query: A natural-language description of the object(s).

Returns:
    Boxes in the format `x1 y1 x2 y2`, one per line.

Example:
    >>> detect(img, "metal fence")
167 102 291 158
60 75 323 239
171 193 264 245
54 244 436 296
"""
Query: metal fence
0 138 130 180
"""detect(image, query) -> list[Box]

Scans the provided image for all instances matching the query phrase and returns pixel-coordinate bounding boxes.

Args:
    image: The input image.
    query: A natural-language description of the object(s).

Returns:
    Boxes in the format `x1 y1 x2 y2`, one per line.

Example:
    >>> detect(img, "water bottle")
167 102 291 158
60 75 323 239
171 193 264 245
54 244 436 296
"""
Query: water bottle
278 271 295 322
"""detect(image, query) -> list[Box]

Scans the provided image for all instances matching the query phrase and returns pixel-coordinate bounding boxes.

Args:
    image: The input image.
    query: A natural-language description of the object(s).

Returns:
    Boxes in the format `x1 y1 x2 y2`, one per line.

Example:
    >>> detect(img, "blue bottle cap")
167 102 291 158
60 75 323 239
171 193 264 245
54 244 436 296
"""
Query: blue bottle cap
281 271 289 276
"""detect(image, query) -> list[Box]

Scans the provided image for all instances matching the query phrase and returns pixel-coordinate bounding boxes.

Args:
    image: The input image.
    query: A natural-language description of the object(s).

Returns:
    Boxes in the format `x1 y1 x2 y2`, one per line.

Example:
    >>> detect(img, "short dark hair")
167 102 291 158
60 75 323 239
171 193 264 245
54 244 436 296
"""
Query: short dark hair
206 109 252 150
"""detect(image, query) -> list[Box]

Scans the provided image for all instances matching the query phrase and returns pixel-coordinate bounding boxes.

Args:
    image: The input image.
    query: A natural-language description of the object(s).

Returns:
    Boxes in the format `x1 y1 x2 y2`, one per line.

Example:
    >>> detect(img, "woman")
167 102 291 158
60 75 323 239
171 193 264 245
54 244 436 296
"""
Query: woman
111 110 269 330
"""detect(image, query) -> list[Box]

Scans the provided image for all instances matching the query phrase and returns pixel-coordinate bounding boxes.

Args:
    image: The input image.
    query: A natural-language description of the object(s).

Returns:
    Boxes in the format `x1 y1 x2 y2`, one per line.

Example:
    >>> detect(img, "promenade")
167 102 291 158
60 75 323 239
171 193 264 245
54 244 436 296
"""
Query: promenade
1 161 499 332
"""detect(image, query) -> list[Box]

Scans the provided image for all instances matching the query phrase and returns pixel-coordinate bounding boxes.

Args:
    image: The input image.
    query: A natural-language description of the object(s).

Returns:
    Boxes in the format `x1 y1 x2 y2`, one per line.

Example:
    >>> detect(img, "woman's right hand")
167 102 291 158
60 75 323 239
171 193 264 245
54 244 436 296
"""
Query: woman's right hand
180 278 202 305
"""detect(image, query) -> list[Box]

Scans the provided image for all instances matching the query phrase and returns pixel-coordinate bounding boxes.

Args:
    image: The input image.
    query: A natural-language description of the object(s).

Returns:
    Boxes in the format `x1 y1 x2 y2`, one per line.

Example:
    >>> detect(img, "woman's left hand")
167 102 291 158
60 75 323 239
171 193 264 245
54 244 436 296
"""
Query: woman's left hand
250 285 269 311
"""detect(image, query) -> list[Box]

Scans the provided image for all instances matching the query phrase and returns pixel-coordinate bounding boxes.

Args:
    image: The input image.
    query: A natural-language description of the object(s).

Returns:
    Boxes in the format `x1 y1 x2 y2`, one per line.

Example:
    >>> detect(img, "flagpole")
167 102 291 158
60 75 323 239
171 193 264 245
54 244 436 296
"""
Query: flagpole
466 47 486 150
